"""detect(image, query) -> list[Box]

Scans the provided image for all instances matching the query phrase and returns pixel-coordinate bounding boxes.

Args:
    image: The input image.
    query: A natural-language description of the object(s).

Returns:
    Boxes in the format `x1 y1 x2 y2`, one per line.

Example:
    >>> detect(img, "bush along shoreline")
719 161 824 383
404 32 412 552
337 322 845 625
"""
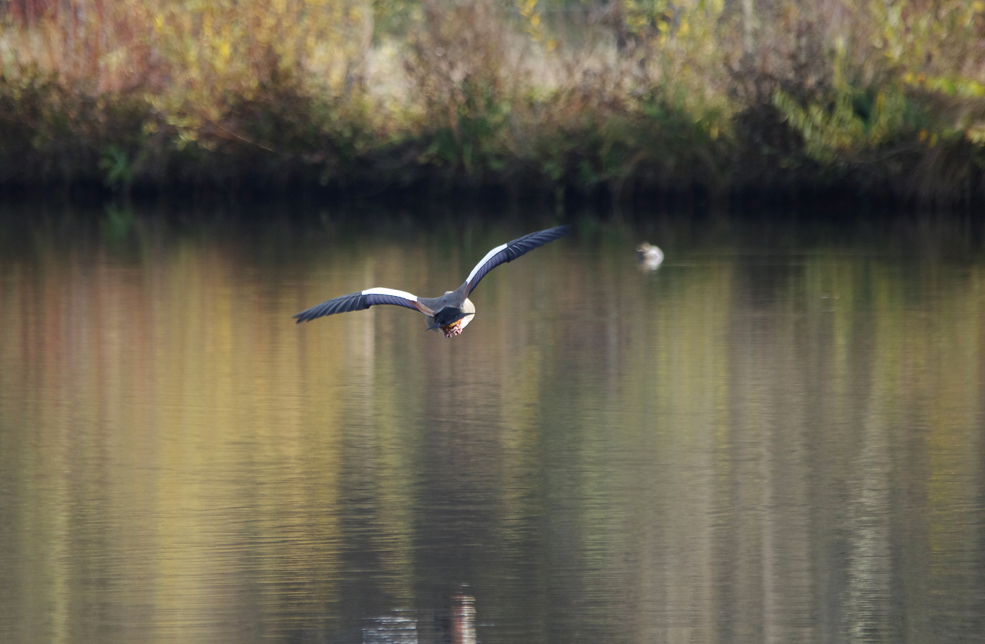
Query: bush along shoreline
1 0 985 211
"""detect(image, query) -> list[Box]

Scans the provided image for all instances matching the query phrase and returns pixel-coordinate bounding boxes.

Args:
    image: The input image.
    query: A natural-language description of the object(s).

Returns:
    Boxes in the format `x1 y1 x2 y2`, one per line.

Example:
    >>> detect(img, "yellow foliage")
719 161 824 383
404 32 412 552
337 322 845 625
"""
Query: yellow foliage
140 0 374 142
773 84 911 163
516 0 548 46
0 0 982 190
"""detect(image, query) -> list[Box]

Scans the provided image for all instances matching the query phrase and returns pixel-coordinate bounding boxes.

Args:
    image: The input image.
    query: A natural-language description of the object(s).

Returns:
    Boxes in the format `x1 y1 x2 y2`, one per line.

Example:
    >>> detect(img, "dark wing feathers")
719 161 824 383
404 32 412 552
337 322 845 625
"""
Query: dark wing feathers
464 225 570 296
293 288 423 324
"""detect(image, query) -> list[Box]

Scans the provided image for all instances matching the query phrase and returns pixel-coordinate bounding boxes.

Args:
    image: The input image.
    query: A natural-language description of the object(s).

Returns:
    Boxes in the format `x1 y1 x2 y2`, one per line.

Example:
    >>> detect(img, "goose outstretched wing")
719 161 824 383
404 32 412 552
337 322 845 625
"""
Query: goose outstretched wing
463 225 571 297
294 287 433 323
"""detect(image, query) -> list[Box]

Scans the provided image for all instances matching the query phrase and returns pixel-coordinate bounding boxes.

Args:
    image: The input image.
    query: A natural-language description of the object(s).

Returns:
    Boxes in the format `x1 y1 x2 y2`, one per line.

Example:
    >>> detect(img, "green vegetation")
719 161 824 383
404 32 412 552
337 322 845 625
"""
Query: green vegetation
1 0 985 207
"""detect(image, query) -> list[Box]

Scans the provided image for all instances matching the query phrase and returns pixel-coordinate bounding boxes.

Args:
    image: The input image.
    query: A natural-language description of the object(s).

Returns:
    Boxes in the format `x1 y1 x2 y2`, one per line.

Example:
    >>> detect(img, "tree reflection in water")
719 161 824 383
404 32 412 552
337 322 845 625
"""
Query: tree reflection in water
360 592 476 644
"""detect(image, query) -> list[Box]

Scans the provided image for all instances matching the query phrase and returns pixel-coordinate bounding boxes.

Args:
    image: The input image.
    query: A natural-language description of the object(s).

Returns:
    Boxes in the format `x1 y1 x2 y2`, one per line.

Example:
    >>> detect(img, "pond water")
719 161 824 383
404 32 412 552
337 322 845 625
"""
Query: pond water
0 206 983 644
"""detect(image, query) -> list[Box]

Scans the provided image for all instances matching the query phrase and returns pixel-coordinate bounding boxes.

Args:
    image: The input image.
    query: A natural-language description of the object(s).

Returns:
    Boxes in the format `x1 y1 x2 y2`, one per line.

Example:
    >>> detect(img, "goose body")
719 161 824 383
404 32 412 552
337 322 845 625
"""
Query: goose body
294 226 570 337
636 242 664 270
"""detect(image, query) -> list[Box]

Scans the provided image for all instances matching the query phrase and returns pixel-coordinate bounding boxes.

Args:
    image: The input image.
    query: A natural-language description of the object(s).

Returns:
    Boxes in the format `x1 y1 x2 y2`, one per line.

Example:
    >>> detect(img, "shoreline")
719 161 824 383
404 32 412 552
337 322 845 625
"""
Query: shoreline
3 0 984 214
0 168 980 216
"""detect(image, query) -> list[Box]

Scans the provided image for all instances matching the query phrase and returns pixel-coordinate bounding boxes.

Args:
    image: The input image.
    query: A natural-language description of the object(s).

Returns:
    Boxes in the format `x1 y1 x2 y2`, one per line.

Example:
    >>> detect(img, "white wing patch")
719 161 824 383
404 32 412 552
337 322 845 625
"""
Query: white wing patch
466 242 507 284
362 287 419 301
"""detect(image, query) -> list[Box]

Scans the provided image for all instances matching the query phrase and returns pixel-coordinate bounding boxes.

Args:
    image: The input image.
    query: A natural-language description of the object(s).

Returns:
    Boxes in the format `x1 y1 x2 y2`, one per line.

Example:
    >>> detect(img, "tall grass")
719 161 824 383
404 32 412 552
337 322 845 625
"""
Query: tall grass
0 0 984 207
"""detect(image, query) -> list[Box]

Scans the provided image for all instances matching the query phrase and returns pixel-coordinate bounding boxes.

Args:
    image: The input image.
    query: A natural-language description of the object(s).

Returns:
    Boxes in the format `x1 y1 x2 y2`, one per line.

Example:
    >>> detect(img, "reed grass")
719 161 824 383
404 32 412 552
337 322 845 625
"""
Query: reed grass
1 0 984 207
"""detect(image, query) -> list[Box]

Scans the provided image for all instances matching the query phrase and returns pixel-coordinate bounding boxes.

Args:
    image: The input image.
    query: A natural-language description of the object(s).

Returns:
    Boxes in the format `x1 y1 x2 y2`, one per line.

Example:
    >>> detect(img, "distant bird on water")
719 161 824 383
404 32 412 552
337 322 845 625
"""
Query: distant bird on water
636 242 664 270
294 226 571 337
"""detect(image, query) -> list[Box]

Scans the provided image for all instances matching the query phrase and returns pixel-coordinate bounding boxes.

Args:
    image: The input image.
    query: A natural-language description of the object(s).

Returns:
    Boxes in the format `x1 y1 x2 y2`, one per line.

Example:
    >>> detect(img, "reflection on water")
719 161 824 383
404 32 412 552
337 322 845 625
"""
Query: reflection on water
360 592 475 644
0 210 983 644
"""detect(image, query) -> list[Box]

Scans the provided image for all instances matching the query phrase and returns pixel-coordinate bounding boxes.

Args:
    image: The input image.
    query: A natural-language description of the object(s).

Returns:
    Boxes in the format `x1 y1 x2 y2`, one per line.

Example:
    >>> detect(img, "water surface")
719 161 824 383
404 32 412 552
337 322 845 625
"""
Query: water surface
1 209 983 643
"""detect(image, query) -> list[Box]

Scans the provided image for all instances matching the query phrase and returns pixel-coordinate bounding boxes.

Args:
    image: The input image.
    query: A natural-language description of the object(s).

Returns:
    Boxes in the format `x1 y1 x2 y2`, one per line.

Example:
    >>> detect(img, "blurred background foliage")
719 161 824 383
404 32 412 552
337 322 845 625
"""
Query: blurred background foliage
0 0 984 205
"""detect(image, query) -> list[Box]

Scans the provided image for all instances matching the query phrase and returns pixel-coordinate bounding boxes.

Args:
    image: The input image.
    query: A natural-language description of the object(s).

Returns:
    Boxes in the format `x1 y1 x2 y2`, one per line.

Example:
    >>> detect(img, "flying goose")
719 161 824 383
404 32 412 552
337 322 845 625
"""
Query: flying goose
294 226 571 337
